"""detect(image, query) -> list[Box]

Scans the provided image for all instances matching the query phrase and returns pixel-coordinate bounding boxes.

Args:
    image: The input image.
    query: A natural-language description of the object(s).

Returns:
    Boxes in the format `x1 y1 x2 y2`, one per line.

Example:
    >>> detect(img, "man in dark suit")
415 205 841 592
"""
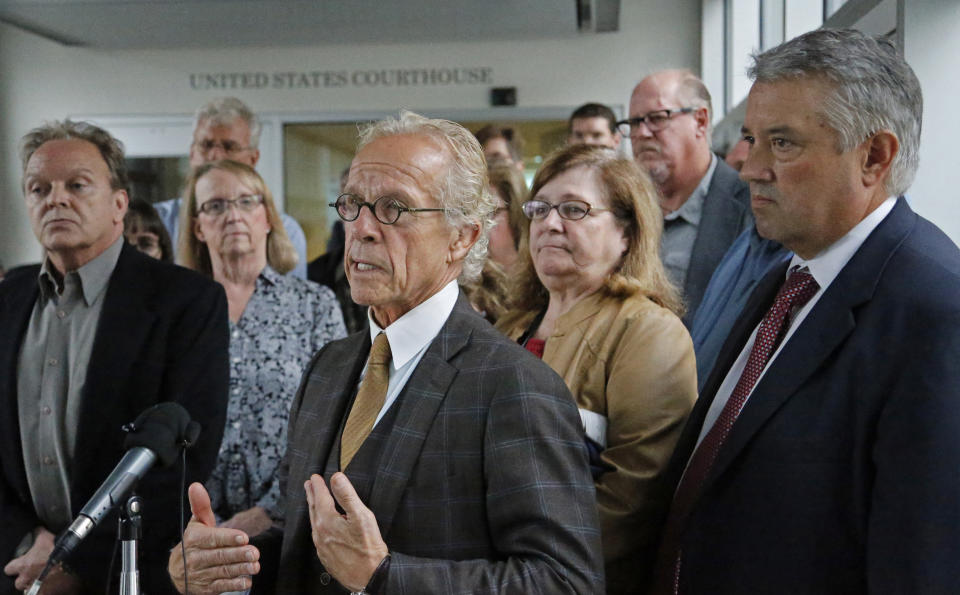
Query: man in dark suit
169 111 604 594
626 70 753 325
0 121 229 593
649 29 960 594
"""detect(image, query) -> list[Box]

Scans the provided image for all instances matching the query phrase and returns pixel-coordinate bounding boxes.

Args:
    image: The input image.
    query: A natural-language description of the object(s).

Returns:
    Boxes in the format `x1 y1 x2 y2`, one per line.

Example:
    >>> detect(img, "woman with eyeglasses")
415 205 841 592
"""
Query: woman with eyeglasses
496 144 697 594
179 160 346 538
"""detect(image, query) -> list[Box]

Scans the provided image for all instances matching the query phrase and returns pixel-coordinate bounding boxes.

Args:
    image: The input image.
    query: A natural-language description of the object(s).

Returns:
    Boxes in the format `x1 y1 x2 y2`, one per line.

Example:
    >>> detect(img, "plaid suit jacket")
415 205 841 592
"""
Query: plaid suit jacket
271 295 604 594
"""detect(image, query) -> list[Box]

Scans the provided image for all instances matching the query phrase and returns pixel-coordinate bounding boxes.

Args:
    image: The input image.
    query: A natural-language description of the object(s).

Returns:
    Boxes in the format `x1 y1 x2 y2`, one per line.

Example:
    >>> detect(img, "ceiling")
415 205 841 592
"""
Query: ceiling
0 0 620 50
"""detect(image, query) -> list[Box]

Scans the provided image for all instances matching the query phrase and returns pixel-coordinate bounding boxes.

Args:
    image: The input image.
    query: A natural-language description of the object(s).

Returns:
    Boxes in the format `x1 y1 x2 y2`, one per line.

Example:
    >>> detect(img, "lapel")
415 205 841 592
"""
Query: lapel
279 330 368 587
365 295 473 539
685 161 749 304
704 199 916 488
0 266 42 499
295 331 369 483
663 260 788 494
70 244 160 496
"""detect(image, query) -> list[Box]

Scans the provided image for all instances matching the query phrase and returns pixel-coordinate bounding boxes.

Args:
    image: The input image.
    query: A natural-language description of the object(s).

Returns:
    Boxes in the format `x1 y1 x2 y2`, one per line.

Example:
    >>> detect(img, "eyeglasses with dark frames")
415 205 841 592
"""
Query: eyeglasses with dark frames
196 194 264 216
521 199 613 221
330 193 448 225
616 107 696 136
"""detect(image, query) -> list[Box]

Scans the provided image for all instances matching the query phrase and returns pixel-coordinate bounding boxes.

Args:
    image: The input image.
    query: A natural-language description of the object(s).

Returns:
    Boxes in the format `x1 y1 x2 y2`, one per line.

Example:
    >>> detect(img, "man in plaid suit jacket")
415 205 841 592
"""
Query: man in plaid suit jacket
169 111 605 594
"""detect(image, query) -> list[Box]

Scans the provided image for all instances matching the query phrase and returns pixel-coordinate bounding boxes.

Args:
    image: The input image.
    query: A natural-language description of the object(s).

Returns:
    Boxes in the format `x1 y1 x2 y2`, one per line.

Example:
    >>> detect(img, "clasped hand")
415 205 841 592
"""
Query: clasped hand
3 526 81 594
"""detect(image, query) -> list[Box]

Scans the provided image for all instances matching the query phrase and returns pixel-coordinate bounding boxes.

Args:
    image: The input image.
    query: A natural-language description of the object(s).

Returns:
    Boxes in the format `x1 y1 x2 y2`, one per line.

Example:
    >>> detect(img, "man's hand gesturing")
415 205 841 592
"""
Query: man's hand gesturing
168 482 261 595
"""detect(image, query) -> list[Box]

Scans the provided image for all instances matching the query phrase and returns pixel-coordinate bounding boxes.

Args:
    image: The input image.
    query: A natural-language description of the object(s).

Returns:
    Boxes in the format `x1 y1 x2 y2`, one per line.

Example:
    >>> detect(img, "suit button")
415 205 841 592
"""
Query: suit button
42 456 54 465
319 572 331 585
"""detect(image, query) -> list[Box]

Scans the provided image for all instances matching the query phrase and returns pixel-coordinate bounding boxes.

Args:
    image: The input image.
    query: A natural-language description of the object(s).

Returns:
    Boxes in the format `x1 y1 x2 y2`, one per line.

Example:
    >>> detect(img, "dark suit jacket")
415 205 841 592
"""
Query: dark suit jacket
681 160 753 326
259 295 604 594
656 199 960 593
0 243 229 594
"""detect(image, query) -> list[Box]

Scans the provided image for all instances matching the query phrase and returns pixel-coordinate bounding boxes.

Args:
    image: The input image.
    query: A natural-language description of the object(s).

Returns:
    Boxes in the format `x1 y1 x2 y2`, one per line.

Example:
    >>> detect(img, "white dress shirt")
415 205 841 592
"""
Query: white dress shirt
364 280 460 427
695 197 897 447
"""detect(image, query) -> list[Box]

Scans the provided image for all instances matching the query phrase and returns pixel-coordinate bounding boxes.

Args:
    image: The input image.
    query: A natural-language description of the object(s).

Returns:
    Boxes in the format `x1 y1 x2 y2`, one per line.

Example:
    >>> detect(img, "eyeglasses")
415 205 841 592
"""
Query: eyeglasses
196 194 264 216
521 199 613 221
192 139 254 156
329 194 448 225
616 107 695 135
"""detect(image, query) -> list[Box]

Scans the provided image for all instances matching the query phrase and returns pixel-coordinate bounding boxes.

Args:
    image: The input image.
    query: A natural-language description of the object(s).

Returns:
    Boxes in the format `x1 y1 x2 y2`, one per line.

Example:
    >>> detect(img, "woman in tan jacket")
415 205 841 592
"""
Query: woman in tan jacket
497 144 697 594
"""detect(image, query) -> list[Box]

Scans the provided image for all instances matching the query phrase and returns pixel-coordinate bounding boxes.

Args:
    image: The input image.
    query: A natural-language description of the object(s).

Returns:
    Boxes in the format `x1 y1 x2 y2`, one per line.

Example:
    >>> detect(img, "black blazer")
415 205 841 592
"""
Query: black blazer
655 199 960 593
0 243 229 594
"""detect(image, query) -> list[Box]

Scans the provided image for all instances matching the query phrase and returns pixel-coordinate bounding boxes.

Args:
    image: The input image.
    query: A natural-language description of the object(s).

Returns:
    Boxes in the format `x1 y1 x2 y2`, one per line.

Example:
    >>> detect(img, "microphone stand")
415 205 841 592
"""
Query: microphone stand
25 494 145 595
119 495 143 595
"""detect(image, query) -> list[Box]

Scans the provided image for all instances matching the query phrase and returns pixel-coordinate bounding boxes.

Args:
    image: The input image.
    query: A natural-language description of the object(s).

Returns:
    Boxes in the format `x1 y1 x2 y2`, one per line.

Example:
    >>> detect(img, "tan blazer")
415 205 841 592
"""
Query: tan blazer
505 292 696 594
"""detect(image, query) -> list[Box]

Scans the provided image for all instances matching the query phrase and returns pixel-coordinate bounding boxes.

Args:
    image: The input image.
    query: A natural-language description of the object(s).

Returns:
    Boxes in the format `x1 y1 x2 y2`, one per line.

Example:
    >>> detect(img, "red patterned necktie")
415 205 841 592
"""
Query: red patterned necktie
653 266 820 594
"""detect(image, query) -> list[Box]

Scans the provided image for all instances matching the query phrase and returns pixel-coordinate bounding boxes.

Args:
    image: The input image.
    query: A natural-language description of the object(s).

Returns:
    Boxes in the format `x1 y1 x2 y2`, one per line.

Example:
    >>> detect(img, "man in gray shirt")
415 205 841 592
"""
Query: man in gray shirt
153 97 309 278
624 70 753 325
0 120 228 594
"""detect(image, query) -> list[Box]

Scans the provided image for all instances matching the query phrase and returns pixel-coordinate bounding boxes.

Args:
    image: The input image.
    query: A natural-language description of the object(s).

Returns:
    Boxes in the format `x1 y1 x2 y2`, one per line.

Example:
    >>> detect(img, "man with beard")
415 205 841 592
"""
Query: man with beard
624 70 752 325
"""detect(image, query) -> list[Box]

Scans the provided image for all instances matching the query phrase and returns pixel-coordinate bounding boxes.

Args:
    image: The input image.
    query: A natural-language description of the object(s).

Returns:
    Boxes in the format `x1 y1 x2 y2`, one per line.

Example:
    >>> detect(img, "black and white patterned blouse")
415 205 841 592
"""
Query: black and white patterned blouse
207 266 347 521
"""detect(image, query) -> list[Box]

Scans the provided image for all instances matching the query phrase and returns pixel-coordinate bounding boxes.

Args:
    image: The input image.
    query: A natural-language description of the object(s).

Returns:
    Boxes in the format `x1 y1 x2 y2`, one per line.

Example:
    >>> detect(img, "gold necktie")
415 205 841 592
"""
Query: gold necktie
340 332 392 469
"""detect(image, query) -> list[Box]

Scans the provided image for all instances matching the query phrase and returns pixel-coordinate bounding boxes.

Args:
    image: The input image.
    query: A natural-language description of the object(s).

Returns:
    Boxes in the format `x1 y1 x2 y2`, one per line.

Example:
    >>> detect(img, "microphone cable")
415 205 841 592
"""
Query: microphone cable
180 441 190 595
105 534 119 595
102 435 191 595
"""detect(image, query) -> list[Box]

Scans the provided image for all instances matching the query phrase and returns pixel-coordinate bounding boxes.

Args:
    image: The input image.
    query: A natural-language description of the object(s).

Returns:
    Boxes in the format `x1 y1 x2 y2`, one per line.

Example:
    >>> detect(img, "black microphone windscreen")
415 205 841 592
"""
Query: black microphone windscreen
122 403 198 467
184 420 201 447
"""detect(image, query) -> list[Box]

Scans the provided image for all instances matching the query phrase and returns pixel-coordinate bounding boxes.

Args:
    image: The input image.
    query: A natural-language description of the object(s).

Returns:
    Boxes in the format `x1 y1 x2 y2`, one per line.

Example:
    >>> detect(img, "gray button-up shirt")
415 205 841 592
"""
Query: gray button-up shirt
661 154 718 289
17 237 123 530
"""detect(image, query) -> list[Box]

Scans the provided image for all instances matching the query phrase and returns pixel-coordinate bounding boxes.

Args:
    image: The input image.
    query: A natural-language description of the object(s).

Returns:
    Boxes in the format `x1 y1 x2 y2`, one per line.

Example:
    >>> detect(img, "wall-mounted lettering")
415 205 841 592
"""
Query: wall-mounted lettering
190 67 493 91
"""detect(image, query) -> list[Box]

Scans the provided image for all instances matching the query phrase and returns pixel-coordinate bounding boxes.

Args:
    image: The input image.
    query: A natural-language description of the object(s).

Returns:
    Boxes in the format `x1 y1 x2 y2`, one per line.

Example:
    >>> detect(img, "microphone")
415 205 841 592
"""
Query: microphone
44 403 201 572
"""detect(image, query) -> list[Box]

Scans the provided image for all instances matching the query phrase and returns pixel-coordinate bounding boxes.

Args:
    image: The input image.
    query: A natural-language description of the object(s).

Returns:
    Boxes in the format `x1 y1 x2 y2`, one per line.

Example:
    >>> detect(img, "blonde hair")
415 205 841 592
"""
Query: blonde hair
497 144 683 336
178 160 297 275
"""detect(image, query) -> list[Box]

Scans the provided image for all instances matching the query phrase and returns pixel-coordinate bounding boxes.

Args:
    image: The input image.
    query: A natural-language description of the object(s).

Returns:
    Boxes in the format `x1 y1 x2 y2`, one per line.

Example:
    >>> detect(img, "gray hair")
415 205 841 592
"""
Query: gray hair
194 97 262 149
675 70 713 145
20 119 128 191
356 110 494 282
748 28 922 197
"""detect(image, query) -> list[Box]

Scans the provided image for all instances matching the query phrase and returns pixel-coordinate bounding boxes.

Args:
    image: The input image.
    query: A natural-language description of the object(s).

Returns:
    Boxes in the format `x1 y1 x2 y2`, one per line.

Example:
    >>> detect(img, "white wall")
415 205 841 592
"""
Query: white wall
0 0 701 267
903 0 960 244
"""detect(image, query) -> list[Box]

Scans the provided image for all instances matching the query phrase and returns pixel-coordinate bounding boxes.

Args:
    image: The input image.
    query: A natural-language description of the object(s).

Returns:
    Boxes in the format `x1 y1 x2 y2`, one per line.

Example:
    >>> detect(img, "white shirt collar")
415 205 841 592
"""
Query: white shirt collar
367 280 460 368
789 196 897 291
